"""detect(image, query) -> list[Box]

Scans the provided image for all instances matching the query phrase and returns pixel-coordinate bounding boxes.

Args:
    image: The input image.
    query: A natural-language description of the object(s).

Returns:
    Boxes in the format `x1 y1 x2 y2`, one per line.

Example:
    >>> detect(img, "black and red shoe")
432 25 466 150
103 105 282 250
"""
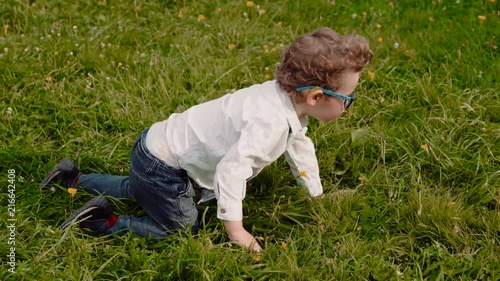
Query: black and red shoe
39 158 81 191
60 195 118 234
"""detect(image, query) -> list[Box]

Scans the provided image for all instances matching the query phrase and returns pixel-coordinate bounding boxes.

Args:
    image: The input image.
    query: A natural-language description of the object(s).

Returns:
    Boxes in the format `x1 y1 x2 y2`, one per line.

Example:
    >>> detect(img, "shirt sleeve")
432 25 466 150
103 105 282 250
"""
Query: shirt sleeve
214 119 289 221
284 128 323 197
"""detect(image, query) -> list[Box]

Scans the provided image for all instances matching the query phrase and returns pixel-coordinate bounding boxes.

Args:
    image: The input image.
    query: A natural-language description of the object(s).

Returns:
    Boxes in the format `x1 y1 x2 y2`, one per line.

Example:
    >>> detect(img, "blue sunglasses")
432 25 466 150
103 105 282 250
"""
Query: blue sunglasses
296 86 356 109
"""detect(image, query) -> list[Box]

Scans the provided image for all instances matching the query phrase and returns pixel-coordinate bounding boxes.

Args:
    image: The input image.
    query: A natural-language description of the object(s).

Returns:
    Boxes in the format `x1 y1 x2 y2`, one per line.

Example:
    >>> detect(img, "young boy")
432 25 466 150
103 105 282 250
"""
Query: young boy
40 27 373 252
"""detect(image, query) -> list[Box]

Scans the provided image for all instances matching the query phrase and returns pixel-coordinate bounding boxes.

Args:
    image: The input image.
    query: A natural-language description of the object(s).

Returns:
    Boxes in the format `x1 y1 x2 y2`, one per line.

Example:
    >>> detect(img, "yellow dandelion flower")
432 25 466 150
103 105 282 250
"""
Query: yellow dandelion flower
276 21 282 27
247 1 254 7
388 2 394 7
492 45 497 50
377 37 383 43
265 74 271 80
489 0 495 3
368 71 375 80
228 43 236 50
429 17 435 23
67 188 77 197
281 241 288 249
421 144 429 151
299 171 307 178
376 23 382 29
216 8 222 13
263 44 269 54
358 176 366 183
478 15 486 21
258 9 266 15
198 14 206 21
54 51 59 56
252 254 262 262
45 76 53 82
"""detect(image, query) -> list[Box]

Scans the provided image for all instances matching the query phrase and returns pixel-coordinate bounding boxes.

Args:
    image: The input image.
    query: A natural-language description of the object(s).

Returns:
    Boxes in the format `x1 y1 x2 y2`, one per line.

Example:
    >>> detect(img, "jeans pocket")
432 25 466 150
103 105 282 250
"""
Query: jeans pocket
178 182 197 225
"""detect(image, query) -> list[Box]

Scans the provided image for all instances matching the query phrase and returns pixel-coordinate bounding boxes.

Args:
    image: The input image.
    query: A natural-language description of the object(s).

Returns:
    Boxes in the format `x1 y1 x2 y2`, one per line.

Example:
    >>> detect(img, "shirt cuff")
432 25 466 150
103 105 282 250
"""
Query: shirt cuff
217 199 243 221
297 176 323 197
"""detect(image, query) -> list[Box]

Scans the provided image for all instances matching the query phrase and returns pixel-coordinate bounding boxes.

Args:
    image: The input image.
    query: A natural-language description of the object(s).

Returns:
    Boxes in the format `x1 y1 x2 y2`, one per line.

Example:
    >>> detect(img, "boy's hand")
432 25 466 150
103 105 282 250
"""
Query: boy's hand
223 220 262 252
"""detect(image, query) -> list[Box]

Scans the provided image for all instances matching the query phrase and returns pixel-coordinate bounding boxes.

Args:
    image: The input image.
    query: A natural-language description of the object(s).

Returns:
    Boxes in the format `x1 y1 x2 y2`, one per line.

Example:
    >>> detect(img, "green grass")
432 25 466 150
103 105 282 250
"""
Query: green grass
1 0 499 280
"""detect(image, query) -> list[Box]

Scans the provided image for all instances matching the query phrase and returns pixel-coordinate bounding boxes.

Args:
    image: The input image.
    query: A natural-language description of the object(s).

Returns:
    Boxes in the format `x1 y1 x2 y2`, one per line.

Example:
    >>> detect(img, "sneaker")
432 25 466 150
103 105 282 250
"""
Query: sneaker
60 195 118 234
40 158 81 191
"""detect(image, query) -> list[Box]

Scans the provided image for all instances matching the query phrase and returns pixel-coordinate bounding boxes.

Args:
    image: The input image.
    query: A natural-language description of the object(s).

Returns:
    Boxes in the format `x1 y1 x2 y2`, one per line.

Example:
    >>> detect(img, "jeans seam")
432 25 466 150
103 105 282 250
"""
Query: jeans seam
145 158 158 174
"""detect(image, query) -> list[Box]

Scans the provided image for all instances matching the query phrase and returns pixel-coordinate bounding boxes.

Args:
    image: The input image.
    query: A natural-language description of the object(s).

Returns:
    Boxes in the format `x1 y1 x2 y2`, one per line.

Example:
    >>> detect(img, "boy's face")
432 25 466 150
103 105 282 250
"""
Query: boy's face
307 71 360 123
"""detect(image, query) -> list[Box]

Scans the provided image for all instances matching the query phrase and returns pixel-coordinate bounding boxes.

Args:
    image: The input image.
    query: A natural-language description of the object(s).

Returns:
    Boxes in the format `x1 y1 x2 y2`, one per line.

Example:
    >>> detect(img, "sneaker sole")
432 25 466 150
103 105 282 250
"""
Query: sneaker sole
60 195 108 230
39 168 62 190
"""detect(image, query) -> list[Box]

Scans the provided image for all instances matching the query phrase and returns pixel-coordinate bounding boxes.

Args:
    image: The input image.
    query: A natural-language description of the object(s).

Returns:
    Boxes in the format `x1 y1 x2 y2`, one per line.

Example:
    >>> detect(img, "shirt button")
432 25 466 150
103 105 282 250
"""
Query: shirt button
220 208 226 214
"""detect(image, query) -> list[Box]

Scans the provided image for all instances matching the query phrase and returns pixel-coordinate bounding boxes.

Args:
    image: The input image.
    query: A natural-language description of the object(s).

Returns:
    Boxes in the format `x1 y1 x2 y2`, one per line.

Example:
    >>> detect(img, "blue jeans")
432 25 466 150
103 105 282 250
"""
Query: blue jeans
77 128 198 238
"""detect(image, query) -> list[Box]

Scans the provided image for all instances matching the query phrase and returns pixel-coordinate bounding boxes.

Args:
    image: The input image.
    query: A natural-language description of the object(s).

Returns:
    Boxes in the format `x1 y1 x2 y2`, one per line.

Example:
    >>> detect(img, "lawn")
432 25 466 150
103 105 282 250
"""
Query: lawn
1 0 499 280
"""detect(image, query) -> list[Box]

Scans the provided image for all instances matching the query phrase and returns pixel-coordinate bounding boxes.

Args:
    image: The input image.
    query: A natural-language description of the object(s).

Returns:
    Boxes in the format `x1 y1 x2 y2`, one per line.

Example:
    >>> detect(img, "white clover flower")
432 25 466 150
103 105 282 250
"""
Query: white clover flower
35 47 40 52
352 13 357 19
73 25 78 30
393 42 399 48
7 107 13 114
3 47 8 53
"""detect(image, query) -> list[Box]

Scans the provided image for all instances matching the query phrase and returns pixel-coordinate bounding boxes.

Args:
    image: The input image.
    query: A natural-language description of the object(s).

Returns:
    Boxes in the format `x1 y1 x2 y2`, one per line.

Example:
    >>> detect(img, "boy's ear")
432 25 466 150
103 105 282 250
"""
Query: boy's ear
305 89 324 106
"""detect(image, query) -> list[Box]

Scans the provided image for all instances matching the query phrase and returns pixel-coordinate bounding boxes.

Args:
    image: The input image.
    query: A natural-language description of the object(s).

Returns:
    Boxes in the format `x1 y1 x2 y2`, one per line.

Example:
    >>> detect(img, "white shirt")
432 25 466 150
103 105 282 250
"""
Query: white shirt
146 80 323 221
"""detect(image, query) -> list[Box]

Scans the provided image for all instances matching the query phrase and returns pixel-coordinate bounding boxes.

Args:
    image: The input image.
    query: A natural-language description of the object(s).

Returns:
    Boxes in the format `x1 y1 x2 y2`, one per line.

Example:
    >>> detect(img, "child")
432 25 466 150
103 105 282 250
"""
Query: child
40 27 373 252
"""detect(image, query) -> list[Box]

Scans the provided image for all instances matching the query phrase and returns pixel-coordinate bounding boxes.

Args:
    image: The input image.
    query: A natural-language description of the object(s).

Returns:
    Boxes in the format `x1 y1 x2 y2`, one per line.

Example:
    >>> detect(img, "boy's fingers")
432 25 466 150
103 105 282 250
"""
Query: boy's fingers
250 239 262 252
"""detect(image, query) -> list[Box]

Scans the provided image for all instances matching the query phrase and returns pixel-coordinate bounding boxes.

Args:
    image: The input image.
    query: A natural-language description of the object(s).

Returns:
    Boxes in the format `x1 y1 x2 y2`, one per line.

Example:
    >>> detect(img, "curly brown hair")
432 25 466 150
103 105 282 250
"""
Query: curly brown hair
276 27 373 101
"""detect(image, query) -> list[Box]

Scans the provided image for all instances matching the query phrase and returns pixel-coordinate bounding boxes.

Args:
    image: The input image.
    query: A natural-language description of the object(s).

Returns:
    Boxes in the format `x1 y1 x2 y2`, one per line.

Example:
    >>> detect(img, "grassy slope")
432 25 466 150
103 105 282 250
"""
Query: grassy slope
0 0 499 280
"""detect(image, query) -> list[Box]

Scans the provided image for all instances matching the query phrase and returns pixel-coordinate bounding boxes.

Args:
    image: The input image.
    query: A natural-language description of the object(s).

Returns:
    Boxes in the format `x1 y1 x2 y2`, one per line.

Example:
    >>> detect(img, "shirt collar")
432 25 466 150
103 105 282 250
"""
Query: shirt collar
275 81 308 135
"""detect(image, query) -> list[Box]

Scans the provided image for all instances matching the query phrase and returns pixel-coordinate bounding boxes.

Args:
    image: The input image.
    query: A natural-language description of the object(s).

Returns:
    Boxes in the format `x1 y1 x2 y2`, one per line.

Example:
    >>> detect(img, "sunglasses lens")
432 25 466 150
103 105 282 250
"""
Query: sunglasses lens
345 100 353 109
345 92 355 109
